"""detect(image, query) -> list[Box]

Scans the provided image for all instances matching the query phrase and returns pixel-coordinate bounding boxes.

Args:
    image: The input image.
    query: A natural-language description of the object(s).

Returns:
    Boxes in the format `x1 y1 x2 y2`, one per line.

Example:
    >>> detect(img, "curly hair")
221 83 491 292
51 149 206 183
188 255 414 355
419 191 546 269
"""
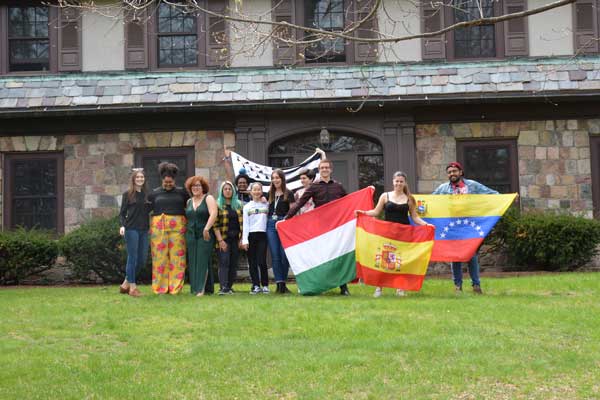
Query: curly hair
158 162 178 179
185 176 210 195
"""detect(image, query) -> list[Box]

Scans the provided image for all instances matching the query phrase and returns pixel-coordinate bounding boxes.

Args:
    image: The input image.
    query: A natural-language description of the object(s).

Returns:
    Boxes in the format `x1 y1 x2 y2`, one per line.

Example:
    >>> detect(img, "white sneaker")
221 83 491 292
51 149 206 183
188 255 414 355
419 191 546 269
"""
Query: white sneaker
396 289 406 297
261 286 270 294
250 286 261 295
373 287 382 298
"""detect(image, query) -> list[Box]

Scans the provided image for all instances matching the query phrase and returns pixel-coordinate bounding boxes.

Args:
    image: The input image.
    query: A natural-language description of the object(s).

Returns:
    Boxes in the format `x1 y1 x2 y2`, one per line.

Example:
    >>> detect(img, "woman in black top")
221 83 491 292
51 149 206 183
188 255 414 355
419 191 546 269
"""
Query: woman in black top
356 171 431 297
148 162 190 295
118 169 151 297
267 169 295 294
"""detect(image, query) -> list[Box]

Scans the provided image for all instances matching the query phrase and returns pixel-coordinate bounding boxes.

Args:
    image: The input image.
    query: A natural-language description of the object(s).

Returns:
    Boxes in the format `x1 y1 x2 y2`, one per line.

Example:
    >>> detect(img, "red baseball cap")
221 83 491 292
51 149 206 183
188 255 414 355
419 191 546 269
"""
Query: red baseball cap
446 162 463 171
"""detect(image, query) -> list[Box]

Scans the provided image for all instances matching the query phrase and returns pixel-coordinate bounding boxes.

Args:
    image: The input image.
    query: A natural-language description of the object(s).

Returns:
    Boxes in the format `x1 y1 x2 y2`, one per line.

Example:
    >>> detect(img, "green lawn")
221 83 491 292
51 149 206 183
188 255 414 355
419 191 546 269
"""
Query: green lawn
1 273 599 399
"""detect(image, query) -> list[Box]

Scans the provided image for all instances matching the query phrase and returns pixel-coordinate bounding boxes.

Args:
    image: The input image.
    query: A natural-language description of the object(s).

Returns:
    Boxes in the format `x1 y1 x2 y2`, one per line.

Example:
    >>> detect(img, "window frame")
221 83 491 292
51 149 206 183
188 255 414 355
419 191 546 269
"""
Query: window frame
296 0 356 66
145 0 228 71
3 151 64 233
456 138 519 194
0 1 59 75
444 0 505 61
133 147 195 190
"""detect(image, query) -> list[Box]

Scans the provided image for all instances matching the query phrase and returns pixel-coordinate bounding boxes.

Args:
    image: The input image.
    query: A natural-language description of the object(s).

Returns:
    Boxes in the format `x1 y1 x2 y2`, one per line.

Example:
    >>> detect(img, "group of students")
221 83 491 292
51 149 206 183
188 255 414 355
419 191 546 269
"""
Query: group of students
117 159 323 297
119 155 498 298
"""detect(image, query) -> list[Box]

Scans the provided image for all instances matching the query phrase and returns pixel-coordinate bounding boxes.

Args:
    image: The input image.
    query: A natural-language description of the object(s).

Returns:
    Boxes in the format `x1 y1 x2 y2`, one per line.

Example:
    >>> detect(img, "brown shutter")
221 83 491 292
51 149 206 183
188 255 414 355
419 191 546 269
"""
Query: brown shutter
574 0 599 54
503 0 529 56
58 7 81 71
125 9 148 69
272 0 297 66
206 0 228 67
421 0 446 59
354 0 379 63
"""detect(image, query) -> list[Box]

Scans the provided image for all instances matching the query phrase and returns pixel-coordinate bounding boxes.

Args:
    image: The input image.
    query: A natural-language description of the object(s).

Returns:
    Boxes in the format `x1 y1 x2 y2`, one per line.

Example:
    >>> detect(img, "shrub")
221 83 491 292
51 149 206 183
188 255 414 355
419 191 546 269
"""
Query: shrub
59 216 152 283
487 209 600 271
0 228 58 284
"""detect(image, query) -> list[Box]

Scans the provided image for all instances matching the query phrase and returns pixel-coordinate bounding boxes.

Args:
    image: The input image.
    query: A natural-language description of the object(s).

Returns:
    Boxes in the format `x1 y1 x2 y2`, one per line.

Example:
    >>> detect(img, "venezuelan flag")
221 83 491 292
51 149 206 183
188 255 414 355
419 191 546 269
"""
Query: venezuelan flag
356 214 435 291
413 194 517 262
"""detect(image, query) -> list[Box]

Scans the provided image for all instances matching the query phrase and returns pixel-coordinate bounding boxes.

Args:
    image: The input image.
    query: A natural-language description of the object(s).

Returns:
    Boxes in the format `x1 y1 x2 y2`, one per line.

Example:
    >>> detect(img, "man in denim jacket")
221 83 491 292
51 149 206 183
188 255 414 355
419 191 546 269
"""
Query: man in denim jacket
433 162 498 294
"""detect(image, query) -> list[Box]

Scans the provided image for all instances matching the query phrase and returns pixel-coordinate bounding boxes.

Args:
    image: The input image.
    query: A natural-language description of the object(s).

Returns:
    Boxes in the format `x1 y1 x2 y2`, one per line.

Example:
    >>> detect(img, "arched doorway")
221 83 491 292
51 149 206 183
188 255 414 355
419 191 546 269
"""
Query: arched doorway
268 130 384 196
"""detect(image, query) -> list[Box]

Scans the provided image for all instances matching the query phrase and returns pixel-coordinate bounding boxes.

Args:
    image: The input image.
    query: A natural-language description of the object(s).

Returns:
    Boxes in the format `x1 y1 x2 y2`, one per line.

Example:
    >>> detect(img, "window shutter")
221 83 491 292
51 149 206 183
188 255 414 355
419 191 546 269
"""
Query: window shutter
503 0 529 56
125 9 148 69
574 0 599 54
272 0 297 66
354 0 379 63
206 0 228 67
58 7 81 71
421 0 446 59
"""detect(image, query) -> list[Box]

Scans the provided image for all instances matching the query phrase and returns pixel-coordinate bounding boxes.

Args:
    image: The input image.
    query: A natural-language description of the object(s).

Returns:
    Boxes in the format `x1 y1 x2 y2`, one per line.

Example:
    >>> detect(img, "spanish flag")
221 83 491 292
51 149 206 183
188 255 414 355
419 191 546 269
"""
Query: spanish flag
413 194 517 262
355 214 435 291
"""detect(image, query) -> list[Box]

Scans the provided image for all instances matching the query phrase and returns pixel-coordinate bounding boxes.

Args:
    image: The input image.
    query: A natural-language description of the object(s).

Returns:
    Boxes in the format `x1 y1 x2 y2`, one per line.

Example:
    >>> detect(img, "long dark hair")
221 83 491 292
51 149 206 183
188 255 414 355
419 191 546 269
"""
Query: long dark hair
268 169 290 203
127 170 148 203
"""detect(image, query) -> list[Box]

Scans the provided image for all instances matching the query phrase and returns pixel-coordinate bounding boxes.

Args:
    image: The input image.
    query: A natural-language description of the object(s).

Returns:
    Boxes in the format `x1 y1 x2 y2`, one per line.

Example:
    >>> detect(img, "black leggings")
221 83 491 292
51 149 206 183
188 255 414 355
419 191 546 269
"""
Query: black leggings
247 232 269 287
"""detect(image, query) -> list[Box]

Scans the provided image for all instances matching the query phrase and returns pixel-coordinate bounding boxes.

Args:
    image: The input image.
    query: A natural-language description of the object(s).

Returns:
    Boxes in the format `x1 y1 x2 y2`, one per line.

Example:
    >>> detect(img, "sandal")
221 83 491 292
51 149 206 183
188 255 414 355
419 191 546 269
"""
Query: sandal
128 288 142 297
119 285 129 294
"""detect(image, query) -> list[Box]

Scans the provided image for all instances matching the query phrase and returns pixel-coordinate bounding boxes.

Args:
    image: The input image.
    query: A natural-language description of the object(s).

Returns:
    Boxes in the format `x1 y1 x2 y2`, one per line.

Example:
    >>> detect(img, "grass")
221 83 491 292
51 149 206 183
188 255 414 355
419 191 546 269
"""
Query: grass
1 273 599 400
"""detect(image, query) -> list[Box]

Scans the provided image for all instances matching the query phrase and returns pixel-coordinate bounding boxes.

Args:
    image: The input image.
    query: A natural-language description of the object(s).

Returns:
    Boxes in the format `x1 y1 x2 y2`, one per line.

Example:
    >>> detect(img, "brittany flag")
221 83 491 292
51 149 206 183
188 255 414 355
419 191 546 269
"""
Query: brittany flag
413 194 518 262
356 214 435 291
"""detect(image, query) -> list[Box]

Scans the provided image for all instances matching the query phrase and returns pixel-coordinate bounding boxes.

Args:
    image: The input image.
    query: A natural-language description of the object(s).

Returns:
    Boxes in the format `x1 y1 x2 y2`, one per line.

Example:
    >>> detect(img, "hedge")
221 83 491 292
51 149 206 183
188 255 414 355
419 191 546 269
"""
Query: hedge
487 208 600 271
0 228 58 284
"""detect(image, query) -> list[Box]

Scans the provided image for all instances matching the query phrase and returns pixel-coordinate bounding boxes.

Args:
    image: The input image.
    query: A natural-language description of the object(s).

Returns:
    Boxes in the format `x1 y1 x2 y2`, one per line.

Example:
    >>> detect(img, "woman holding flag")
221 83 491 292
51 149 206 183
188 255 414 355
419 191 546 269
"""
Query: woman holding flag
356 171 431 297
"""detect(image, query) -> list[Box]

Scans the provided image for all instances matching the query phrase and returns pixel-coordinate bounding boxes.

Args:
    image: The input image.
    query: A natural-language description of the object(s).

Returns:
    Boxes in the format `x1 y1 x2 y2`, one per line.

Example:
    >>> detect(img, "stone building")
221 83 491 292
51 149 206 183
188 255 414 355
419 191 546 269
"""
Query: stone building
1 0 600 234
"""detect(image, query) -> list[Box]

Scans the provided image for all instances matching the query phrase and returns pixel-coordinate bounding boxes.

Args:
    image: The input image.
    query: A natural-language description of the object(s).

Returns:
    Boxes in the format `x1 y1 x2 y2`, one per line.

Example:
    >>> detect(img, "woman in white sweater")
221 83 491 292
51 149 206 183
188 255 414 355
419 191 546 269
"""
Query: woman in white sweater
241 182 269 294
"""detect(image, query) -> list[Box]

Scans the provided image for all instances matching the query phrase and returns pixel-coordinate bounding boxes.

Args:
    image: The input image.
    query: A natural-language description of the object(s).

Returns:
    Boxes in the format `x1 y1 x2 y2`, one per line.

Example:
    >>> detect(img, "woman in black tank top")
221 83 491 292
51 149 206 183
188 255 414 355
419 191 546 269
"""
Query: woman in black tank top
356 171 431 297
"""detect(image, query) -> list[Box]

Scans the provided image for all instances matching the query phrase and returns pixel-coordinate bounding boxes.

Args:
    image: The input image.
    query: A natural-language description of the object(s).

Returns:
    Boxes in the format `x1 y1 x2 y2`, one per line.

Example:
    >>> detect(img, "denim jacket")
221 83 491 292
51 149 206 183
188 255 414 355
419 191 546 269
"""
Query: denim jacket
432 179 499 195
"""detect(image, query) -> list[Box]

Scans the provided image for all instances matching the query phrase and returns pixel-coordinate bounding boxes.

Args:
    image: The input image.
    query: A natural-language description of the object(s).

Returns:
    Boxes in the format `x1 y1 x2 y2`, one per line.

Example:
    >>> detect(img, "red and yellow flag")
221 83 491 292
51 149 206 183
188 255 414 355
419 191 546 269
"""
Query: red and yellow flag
355 214 435 291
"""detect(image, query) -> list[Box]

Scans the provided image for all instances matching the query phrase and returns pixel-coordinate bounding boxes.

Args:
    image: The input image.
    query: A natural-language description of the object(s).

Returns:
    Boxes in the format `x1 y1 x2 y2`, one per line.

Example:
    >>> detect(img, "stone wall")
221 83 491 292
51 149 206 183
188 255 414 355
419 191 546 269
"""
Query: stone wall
415 119 597 218
0 130 234 232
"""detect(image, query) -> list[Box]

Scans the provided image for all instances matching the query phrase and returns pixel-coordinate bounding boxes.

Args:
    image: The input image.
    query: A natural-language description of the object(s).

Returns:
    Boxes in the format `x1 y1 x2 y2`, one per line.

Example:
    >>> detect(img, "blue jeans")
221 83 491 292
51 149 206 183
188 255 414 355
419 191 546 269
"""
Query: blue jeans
124 229 149 284
266 218 290 283
451 254 481 287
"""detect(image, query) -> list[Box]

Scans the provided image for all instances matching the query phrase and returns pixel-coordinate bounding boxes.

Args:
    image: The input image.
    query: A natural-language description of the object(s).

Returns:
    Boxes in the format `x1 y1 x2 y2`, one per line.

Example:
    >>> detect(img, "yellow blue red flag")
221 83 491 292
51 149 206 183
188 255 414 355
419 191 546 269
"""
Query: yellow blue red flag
356 214 435 291
413 194 517 262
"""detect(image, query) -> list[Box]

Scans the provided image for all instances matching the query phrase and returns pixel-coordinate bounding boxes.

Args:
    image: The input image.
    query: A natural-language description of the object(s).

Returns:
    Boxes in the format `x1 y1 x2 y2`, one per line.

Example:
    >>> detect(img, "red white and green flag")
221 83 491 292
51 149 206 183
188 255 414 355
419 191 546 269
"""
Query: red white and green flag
277 187 374 295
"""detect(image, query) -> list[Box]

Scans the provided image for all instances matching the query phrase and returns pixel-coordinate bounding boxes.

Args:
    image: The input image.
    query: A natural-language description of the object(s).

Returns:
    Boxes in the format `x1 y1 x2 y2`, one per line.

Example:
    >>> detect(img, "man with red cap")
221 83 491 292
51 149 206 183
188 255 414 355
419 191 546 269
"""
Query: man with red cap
432 161 498 294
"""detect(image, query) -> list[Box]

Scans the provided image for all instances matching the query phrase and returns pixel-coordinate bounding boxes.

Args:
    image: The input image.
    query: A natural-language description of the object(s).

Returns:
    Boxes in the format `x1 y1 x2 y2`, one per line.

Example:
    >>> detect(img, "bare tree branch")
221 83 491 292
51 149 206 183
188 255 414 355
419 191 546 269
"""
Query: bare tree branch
58 0 577 45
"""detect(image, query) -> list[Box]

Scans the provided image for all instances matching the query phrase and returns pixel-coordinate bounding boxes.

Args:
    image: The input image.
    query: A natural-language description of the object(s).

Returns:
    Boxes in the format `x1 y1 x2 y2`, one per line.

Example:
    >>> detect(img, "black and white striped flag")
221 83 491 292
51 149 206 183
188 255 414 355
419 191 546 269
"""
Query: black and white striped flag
231 151 321 193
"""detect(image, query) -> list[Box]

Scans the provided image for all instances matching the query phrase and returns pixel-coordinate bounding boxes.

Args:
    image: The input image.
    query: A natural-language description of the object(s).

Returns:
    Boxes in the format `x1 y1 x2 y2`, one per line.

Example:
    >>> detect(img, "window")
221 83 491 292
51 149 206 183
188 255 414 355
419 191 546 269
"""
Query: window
157 3 198 67
272 0 378 66
304 0 346 63
7 6 50 72
452 0 496 59
134 147 195 191
456 139 518 193
269 131 384 196
421 0 528 60
132 0 227 70
3 152 64 232
573 0 600 54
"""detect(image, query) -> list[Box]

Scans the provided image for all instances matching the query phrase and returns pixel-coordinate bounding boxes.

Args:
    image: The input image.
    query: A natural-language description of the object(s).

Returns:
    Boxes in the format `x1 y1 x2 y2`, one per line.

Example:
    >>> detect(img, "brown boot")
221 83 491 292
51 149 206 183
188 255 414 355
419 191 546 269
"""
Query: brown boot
473 285 483 294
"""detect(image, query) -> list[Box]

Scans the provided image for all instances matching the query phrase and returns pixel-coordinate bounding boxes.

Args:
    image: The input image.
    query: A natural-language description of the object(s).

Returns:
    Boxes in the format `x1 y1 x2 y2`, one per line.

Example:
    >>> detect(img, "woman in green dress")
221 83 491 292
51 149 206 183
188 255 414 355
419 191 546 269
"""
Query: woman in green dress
184 176 218 296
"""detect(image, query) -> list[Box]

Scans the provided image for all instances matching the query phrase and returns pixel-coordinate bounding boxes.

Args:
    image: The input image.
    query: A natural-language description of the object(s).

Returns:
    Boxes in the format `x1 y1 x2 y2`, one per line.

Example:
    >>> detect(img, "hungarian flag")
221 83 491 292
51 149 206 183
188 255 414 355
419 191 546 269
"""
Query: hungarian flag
413 194 517 262
356 215 435 291
277 187 374 295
